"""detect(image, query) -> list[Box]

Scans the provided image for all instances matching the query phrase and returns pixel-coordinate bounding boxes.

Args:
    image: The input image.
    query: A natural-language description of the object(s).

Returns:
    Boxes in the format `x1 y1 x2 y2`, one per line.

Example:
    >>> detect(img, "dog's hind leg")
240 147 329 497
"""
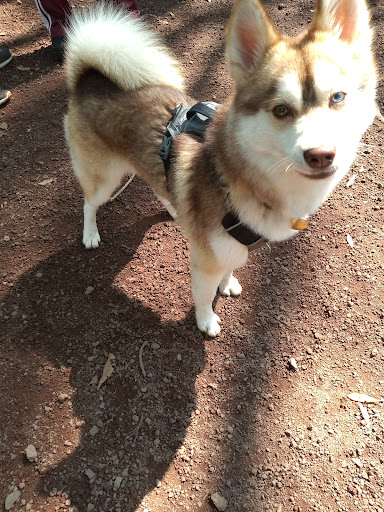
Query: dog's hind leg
83 184 115 249
76 154 129 249
154 193 177 219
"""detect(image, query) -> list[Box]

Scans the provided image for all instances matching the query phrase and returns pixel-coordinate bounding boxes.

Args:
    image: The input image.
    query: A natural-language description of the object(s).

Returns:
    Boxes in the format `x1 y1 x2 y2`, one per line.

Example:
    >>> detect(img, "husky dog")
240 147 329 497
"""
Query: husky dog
65 0 376 336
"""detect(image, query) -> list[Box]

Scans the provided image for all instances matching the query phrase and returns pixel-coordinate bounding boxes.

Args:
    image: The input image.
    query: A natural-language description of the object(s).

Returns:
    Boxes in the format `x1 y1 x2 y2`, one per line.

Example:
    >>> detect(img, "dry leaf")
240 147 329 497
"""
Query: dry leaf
38 178 53 186
347 393 382 403
347 234 354 248
359 403 371 430
97 353 116 390
346 174 356 187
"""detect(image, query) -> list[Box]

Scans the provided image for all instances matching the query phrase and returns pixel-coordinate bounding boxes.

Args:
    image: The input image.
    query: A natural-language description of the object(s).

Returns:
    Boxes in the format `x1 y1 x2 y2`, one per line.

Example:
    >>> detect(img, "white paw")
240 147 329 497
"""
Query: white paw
219 275 242 297
196 312 221 337
83 230 101 249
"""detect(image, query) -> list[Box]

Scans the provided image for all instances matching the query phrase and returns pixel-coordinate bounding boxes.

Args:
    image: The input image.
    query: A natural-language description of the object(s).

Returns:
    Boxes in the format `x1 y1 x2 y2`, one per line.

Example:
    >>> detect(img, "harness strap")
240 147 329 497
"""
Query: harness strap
160 102 268 251
186 102 218 121
160 101 219 177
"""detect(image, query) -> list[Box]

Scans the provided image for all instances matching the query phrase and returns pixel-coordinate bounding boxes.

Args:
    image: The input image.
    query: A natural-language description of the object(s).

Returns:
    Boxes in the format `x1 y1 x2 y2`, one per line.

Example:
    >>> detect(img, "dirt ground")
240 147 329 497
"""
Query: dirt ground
1 0 384 511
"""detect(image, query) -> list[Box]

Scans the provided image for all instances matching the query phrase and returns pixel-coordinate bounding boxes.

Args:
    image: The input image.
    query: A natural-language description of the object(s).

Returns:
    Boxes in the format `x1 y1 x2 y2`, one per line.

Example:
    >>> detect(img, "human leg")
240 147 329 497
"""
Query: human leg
34 0 71 38
117 0 139 10
34 0 71 61
35 0 139 38
35 0 140 62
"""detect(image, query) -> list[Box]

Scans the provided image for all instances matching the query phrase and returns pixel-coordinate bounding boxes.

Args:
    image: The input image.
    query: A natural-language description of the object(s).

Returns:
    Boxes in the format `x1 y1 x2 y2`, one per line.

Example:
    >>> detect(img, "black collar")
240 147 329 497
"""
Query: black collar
221 211 268 250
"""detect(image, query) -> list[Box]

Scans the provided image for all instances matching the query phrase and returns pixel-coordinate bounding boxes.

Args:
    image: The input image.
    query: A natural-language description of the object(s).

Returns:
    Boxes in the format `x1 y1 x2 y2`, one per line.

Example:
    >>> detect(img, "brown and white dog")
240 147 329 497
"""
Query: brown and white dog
64 0 376 336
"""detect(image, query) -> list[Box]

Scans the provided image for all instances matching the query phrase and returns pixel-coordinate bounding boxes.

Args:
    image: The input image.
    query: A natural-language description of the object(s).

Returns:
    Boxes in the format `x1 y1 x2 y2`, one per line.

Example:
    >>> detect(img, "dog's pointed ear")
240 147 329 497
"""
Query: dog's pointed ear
226 0 278 82
312 0 372 45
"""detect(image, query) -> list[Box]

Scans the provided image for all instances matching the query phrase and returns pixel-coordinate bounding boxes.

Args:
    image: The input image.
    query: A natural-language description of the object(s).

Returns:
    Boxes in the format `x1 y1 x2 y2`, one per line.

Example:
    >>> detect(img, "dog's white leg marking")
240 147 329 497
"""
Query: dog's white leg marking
154 193 177 219
219 272 242 297
190 255 223 337
83 170 125 248
192 269 222 337
83 200 101 249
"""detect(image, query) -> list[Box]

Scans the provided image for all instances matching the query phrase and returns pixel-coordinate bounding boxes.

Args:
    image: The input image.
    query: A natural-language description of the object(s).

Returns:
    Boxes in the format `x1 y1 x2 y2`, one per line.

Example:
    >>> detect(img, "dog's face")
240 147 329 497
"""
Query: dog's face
227 0 376 185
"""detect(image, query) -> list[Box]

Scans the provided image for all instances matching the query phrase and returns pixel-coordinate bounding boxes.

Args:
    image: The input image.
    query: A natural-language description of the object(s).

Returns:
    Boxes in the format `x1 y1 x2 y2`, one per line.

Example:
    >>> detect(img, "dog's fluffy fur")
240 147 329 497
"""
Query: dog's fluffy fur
65 0 376 336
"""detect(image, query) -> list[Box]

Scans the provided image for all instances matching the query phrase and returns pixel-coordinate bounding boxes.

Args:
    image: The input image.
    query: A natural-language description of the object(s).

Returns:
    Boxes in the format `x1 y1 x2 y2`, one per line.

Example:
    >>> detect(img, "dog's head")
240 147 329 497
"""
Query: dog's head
226 0 377 184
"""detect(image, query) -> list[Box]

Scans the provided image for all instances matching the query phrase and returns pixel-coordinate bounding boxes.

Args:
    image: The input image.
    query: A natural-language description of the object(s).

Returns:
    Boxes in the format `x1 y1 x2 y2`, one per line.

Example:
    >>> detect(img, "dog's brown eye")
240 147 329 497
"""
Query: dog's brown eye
273 105 290 118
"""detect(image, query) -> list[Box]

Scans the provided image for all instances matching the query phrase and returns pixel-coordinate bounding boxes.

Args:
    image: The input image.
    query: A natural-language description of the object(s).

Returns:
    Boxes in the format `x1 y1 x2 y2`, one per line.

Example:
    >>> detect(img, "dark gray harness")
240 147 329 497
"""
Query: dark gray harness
159 101 220 177
159 102 268 250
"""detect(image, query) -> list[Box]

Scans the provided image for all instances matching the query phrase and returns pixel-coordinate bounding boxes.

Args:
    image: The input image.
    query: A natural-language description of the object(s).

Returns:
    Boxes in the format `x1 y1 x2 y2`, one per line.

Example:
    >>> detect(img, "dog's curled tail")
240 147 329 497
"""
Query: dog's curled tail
65 3 184 93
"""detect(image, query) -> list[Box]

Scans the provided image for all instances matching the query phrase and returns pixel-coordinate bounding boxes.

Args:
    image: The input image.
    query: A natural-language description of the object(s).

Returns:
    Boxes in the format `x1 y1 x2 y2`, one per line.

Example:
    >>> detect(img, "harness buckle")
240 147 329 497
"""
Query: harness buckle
159 135 173 161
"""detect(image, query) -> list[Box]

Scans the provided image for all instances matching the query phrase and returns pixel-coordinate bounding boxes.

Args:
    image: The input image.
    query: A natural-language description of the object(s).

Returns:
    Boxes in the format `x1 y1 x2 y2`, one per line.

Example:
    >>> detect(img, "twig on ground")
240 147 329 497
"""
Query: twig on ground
109 174 135 202
139 339 149 378
127 414 144 441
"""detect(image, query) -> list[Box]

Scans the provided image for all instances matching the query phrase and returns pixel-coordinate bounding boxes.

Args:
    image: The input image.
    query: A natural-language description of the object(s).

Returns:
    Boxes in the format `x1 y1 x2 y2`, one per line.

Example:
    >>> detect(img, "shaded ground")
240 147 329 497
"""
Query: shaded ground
1 0 384 511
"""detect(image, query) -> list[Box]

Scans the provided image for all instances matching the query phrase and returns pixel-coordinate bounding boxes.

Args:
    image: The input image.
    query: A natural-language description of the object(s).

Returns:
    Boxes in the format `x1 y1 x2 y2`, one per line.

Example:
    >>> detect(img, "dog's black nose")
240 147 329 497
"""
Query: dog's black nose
304 147 336 169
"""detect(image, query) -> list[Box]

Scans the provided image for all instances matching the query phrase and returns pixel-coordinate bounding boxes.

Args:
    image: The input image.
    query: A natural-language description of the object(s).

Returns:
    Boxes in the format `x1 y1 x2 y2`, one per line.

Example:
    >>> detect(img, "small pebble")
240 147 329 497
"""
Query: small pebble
5 490 21 511
211 492 228 511
25 444 37 462
85 469 95 480
114 476 123 490
89 426 99 436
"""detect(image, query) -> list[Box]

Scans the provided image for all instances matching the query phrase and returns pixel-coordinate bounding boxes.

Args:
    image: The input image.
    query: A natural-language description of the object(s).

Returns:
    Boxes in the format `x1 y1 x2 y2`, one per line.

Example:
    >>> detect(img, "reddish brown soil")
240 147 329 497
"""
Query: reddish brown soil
1 1 384 511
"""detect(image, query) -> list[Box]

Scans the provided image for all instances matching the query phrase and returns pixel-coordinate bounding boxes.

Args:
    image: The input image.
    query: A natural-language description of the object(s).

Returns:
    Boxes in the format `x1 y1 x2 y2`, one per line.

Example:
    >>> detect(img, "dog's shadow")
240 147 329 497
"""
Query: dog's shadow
0 210 206 511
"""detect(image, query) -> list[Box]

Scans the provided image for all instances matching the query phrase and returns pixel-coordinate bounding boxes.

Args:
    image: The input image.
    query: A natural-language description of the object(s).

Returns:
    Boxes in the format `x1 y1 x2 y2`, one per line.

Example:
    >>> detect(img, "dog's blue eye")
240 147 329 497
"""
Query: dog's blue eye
330 91 346 104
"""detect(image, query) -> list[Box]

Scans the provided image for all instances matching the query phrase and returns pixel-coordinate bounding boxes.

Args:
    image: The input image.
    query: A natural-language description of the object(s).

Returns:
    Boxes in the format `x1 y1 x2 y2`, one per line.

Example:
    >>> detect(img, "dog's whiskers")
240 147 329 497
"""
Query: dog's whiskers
267 156 291 175
285 163 293 173
358 142 381 151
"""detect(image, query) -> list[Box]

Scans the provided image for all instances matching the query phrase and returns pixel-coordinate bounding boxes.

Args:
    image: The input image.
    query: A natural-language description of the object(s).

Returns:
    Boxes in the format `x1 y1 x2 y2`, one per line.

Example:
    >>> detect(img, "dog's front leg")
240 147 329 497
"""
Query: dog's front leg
190 248 224 337
192 269 222 337
219 271 242 297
